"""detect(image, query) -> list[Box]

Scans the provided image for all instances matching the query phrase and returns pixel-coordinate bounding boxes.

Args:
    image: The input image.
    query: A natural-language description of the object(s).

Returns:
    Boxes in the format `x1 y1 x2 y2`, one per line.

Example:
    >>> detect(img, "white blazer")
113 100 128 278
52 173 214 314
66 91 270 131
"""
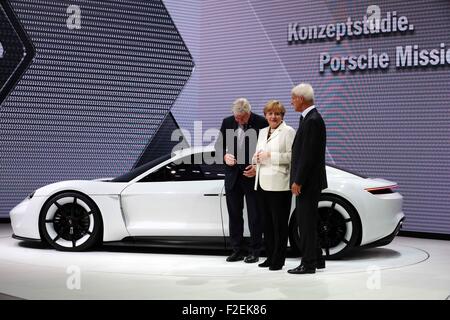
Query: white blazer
253 121 296 191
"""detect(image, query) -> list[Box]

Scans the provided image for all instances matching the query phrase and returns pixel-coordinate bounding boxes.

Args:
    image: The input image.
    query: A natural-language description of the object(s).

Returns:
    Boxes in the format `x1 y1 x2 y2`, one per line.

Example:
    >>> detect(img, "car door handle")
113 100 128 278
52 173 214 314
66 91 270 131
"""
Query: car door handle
203 194 220 196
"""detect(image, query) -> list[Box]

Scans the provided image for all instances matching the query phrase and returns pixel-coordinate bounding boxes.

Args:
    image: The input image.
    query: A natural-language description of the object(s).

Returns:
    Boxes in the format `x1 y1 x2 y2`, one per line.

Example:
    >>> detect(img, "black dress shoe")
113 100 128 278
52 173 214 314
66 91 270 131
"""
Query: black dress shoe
287 265 316 274
269 265 283 271
258 260 271 268
226 251 244 262
244 255 259 263
317 259 326 269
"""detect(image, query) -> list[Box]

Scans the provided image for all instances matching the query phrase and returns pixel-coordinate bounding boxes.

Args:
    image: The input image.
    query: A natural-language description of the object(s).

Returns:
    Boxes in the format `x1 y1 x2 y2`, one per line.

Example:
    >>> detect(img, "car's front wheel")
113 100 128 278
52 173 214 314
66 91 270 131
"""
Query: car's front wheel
39 192 102 251
289 194 361 259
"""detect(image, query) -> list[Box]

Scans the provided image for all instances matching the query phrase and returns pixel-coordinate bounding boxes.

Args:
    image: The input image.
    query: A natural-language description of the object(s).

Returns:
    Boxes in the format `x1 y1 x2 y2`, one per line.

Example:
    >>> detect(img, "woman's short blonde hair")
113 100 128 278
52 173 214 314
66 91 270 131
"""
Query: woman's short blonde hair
263 100 286 118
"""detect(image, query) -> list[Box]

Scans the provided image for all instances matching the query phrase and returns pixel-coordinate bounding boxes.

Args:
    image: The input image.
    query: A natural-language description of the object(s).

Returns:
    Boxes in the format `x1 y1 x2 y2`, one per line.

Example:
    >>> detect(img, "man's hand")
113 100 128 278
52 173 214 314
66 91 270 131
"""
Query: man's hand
224 153 236 166
291 182 302 196
243 165 256 177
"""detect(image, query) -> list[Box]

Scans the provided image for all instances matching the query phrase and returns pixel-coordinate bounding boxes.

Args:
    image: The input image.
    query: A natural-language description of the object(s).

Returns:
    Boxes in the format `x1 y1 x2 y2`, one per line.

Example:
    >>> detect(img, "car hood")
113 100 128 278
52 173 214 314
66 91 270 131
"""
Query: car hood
34 180 127 197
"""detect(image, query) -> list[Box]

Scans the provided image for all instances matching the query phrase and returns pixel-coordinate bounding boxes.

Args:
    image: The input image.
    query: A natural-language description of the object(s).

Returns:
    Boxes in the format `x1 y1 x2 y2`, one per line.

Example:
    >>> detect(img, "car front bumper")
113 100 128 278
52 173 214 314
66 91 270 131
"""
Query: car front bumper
9 196 48 240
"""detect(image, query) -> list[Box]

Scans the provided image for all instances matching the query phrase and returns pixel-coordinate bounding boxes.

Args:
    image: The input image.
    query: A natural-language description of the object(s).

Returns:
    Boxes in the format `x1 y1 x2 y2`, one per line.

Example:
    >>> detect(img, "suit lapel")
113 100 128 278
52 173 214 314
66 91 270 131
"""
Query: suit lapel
295 108 317 137
247 112 255 130
267 130 279 142
303 108 317 122
293 115 304 146
233 118 238 130
267 121 284 142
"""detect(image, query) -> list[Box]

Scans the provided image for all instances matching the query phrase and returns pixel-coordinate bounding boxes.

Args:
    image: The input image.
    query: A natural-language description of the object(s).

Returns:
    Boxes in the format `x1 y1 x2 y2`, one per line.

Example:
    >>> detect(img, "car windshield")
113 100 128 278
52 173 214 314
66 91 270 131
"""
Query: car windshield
111 153 172 182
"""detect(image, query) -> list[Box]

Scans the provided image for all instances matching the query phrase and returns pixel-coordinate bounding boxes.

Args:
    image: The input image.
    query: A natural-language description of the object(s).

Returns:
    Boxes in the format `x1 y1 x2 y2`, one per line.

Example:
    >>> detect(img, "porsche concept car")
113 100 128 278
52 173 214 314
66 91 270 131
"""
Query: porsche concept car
10 146 404 259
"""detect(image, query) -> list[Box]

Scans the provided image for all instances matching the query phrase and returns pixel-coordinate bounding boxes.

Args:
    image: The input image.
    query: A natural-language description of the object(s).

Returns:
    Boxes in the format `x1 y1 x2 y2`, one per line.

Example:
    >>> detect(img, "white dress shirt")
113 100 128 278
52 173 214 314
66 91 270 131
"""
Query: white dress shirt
302 105 316 118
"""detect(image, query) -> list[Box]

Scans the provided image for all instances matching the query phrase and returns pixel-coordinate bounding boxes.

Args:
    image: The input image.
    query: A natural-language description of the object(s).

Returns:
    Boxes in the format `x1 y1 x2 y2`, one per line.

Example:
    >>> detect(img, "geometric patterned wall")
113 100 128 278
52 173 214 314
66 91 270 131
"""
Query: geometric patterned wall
1 0 449 236
0 0 193 217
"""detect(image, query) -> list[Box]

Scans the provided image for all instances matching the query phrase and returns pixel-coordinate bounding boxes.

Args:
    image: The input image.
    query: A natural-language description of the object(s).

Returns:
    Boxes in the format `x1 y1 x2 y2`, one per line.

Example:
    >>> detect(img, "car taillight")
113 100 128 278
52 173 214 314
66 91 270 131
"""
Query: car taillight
365 185 398 194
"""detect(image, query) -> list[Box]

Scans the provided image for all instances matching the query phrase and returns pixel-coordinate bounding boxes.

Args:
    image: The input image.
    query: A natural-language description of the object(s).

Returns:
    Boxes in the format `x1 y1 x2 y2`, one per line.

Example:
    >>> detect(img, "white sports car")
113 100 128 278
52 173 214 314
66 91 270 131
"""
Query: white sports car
10 146 404 259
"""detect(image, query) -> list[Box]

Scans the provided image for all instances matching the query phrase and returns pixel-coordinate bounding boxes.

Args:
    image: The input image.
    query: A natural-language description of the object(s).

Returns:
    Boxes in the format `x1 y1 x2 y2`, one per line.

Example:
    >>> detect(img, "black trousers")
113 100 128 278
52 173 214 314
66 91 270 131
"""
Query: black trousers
295 187 323 268
226 175 262 255
257 187 292 268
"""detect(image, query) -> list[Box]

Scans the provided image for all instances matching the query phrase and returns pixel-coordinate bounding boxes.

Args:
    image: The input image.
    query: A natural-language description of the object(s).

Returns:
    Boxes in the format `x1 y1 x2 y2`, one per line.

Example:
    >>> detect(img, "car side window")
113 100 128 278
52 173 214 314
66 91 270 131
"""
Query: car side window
138 152 225 182
199 151 225 180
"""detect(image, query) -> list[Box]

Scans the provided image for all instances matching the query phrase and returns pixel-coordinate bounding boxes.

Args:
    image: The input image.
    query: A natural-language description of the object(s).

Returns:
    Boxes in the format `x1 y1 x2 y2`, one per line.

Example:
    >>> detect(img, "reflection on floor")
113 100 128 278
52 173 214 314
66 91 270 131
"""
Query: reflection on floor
0 223 449 300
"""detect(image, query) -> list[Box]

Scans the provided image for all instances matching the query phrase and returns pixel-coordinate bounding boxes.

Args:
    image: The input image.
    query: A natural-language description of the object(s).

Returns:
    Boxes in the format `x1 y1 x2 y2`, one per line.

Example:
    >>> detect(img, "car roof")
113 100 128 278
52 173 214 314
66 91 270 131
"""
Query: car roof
112 145 367 183
172 145 215 157
111 146 216 182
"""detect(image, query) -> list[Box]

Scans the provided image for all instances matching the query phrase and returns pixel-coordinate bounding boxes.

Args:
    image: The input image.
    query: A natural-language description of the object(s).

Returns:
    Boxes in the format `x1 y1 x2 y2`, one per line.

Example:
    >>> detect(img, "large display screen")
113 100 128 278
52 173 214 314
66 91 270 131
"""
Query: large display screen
0 0 449 235
167 0 450 235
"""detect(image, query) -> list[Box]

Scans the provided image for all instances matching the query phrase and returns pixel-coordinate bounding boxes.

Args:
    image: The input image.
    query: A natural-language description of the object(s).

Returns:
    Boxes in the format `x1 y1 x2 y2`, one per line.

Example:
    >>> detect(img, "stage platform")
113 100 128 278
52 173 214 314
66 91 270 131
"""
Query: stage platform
0 223 448 300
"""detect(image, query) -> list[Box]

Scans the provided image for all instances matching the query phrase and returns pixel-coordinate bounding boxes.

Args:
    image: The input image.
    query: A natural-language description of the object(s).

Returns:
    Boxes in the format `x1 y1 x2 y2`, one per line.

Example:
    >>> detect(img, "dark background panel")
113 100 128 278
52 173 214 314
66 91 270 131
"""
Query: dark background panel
0 0 193 216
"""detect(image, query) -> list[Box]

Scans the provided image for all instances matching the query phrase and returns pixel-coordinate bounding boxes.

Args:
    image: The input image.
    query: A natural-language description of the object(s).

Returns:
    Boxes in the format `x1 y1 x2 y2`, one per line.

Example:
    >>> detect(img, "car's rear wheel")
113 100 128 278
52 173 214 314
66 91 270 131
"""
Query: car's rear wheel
39 192 102 251
289 194 361 259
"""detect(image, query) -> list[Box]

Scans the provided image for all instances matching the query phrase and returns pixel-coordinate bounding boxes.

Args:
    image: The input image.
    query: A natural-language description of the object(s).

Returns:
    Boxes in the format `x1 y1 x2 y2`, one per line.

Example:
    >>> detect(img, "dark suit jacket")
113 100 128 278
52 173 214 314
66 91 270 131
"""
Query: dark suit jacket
215 112 268 190
290 108 327 191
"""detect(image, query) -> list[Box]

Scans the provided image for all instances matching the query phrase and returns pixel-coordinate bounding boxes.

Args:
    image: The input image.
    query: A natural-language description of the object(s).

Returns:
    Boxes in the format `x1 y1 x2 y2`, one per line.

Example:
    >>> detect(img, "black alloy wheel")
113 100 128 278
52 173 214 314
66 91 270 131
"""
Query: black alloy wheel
39 192 102 251
289 194 361 259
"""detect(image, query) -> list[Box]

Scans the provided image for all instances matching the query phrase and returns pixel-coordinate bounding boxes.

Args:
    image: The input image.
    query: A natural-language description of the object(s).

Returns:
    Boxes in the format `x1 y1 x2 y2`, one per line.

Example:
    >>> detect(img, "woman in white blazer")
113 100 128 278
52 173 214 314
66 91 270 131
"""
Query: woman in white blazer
253 100 295 270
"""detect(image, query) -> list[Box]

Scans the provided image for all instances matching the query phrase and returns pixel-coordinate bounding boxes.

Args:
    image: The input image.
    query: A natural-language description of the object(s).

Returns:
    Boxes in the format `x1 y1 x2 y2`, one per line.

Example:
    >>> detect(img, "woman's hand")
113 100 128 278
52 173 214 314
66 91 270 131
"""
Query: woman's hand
255 151 271 164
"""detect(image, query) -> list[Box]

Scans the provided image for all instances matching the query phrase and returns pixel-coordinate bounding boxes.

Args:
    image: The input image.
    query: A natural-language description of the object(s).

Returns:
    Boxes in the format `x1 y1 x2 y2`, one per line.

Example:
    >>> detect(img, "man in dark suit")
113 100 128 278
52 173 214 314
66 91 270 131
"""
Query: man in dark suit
288 83 327 274
215 98 268 263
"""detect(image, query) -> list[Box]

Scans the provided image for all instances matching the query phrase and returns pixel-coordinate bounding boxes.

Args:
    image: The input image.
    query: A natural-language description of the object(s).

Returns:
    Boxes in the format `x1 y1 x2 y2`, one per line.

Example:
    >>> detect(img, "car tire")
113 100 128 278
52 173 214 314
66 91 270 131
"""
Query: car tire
39 192 102 251
289 194 361 259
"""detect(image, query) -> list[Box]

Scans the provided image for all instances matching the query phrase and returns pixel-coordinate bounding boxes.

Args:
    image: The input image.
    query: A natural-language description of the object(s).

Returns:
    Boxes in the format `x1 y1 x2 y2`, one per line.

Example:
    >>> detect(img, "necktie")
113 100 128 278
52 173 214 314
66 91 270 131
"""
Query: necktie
237 125 245 148
299 115 304 128
236 124 246 167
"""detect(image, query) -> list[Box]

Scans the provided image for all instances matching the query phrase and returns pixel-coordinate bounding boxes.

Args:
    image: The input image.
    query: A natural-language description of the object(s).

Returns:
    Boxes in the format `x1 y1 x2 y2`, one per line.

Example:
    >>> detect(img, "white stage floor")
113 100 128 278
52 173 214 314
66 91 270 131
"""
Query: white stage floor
0 223 449 300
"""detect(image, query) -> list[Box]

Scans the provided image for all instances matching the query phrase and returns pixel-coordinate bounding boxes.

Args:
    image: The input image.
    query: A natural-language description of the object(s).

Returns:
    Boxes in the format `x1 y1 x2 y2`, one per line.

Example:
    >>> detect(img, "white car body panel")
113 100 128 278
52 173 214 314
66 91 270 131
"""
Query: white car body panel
321 184 403 245
10 146 404 253
11 180 130 241
89 195 130 241
10 196 49 239
34 180 126 196
121 180 224 237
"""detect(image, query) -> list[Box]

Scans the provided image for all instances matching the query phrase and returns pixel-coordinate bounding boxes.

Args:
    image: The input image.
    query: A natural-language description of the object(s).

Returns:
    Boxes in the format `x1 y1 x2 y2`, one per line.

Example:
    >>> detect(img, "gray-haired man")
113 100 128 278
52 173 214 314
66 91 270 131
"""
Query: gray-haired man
215 98 268 263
